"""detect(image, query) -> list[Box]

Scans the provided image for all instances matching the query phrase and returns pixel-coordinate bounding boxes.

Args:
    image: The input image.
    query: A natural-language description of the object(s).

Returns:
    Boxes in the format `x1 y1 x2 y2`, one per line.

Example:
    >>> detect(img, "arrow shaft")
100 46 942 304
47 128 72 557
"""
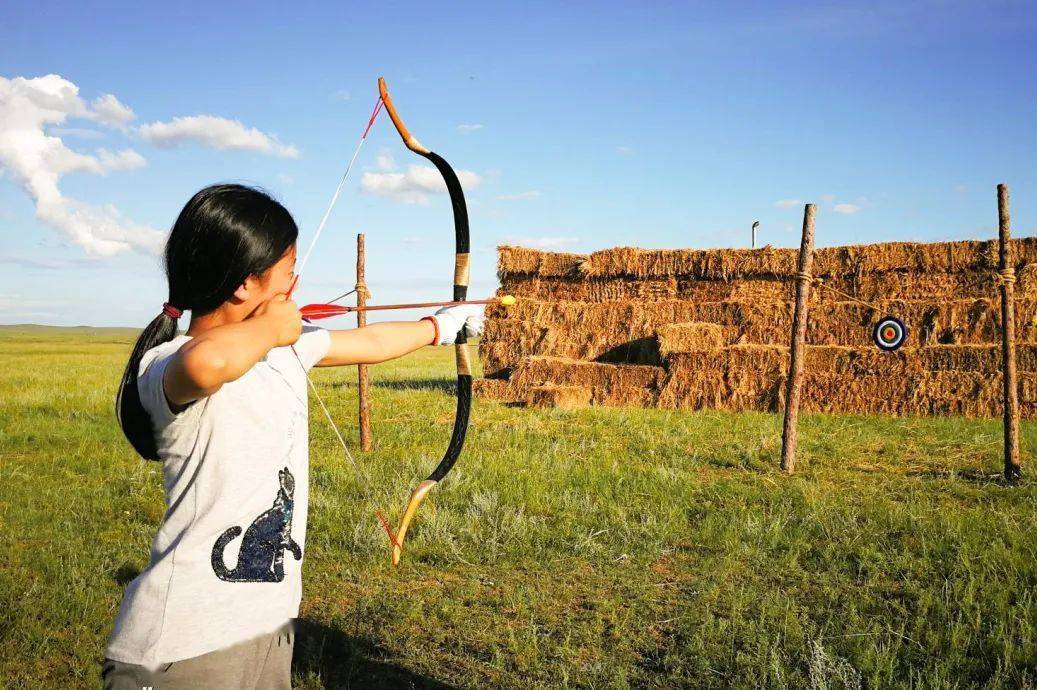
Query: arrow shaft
302 297 499 319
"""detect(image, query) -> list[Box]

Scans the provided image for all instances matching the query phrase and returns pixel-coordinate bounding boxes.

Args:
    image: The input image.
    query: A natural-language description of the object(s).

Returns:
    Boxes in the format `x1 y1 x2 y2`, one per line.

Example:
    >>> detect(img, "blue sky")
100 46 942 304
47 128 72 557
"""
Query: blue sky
1 0 1035 326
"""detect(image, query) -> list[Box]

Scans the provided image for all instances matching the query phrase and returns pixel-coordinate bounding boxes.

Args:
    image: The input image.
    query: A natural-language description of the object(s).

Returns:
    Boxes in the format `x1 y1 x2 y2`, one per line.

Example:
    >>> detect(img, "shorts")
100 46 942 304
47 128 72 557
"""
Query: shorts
101 623 294 690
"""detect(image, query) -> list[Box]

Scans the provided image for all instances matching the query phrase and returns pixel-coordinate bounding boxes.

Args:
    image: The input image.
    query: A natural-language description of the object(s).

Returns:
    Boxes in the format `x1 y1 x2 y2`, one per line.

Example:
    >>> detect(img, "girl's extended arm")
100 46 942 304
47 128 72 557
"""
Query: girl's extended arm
318 320 436 367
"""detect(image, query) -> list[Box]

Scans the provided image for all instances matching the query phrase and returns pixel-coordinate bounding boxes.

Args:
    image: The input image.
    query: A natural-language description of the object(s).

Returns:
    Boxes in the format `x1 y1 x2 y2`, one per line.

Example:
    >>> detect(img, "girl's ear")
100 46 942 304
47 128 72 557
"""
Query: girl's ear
232 274 259 304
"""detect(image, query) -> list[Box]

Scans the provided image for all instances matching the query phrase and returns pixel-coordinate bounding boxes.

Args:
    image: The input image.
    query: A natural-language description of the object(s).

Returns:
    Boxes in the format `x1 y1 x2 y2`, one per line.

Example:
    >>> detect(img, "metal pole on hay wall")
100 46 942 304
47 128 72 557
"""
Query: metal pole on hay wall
356 233 373 452
997 184 1022 480
780 204 816 474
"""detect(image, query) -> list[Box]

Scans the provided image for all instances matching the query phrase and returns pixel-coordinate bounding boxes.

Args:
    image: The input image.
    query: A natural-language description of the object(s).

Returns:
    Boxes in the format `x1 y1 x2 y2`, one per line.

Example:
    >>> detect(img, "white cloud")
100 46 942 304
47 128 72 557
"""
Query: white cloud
139 115 299 158
0 254 98 269
457 124 484 133
360 164 481 204
97 148 147 171
375 151 396 171
821 193 836 204
329 89 351 102
496 191 541 202
616 146 634 155
501 235 579 249
832 203 861 215
774 198 801 208
0 74 163 256
89 94 136 128
48 127 105 140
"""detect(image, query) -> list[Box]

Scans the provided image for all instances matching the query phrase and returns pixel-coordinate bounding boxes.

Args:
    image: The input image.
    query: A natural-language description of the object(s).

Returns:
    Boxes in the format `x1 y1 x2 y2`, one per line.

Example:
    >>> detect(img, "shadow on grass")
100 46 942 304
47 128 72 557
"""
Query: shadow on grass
113 562 140 587
293 618 456 689
695 452 775 473
370 379 457 395
904 467 1019 485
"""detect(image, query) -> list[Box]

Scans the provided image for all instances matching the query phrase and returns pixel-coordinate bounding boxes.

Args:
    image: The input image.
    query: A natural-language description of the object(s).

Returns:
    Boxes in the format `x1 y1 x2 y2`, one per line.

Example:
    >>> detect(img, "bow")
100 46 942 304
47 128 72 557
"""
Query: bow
378 77 473 566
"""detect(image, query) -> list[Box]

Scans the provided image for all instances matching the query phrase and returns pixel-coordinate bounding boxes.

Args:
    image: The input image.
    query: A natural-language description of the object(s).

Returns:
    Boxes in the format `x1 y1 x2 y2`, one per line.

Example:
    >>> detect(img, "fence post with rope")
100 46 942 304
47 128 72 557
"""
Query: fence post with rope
998 184 1022 480
356 233 373 452
781 203 816 474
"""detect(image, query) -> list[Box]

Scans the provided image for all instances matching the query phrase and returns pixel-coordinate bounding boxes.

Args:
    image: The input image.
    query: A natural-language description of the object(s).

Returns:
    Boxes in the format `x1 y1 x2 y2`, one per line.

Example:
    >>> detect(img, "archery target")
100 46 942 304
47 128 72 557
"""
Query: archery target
873 316 907 351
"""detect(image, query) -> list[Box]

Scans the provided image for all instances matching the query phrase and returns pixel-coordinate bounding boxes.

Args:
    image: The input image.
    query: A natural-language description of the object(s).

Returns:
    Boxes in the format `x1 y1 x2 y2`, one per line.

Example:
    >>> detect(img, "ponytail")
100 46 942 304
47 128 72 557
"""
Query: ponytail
115 304 183 460
115 184 298 460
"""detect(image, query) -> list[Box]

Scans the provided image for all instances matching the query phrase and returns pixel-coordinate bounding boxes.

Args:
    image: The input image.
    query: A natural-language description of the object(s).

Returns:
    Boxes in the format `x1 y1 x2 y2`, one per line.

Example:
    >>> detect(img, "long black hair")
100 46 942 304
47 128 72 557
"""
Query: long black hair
116 184 299 460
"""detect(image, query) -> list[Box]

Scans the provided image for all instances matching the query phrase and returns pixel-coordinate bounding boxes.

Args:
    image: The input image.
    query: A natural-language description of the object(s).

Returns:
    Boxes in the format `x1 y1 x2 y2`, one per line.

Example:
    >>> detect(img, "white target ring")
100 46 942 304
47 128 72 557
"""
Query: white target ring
873 316 907 351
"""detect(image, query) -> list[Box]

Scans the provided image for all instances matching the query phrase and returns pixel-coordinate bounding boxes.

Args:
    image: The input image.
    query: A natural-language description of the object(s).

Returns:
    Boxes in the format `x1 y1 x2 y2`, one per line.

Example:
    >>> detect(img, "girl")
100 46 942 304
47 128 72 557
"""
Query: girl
102 184 483 689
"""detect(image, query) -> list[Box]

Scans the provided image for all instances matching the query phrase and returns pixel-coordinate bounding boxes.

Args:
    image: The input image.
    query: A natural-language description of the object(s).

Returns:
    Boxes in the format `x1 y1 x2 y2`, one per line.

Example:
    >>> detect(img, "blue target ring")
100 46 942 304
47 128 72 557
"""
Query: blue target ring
873 316 907 351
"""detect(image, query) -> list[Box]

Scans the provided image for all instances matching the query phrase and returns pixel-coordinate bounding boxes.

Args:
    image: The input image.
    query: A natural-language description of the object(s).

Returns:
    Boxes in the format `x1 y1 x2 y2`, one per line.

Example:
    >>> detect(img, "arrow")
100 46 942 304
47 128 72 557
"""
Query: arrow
301 294 515 320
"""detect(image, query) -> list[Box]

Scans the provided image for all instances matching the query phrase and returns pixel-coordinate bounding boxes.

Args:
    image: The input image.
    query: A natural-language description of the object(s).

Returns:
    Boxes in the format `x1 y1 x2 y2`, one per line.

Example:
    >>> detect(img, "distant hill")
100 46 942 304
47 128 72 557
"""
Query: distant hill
0 324 141 335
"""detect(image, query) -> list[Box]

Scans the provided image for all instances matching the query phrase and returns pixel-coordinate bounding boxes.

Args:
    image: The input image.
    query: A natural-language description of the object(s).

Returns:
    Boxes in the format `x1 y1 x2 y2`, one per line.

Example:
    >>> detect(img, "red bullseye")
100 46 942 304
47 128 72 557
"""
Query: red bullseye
873 316 907 351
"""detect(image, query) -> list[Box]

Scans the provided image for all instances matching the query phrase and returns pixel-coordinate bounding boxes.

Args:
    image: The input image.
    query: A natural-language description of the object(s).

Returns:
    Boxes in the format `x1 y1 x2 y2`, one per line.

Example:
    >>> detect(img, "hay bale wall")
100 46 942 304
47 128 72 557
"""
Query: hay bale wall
478 238 1037 419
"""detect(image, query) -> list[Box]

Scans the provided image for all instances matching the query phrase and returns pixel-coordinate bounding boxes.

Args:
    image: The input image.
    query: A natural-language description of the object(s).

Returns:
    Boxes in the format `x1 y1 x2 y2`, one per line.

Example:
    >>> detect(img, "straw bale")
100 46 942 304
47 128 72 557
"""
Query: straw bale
575 245 798 280
497 246 585 278
481 344 1037 416
472 378 523 403
502 276 685 302
498 238 1037 281
500 267 1037 304
657 322 730 354
657 360 1037 419
798 372 1037 419
527 385 592 409
663 343 1037 378
656 354 777 411
485 239 1037 416
479 297 1037 376
509 356 663 408
511 355 664 390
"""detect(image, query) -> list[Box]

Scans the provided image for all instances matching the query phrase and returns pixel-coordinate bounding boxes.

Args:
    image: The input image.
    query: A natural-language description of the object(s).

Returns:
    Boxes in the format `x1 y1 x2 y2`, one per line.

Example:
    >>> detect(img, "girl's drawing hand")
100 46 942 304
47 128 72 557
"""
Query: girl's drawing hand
431 304 485 345
256 294 303 348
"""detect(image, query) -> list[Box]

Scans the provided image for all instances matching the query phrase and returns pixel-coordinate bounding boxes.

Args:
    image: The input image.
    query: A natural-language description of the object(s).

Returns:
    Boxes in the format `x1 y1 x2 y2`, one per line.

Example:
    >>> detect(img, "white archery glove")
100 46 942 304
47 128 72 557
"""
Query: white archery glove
429 304 485 345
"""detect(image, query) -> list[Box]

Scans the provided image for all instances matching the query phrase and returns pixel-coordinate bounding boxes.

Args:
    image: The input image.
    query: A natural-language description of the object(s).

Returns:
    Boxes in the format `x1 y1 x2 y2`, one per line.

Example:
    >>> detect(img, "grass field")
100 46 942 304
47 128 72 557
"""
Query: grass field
1 325 1035 688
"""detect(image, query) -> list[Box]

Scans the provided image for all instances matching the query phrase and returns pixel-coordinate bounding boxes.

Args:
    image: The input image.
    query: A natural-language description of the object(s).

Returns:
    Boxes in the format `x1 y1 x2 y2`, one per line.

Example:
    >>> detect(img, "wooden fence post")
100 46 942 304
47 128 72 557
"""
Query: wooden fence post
998 184 1021 480
357 233 372 452
781 204 816 474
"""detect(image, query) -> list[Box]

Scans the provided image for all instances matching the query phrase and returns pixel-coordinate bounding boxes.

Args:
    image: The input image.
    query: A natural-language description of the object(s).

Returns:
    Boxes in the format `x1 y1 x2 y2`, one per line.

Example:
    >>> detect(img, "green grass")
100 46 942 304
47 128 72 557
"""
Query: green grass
1 326 1035 688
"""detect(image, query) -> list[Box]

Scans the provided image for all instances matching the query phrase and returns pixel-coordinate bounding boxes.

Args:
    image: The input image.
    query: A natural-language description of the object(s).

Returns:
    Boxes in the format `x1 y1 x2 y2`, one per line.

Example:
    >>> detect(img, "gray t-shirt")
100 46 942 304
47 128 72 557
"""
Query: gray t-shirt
105 326 331 667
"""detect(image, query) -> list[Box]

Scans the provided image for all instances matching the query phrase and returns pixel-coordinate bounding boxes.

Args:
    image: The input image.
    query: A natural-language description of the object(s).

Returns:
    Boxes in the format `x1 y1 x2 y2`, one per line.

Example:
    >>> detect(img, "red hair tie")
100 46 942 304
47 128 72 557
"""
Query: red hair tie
162 303 183 319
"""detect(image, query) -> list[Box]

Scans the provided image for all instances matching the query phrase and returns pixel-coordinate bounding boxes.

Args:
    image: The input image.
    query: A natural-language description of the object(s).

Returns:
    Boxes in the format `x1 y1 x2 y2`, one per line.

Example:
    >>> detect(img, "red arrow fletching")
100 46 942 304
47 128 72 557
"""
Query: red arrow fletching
301 303 352 320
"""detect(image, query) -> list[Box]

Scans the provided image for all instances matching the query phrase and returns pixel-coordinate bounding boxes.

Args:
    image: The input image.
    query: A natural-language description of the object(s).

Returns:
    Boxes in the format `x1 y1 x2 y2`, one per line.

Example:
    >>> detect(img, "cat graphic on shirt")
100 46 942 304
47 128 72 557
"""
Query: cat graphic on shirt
211 467 302 583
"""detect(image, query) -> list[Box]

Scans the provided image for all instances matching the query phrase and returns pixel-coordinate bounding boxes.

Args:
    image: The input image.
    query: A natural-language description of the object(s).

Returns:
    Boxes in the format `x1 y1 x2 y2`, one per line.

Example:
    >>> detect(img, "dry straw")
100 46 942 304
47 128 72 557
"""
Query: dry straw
478 238 1037 418
473 348 1037 418
527 385 592 409
481 297 1037 377
498 239 1037 280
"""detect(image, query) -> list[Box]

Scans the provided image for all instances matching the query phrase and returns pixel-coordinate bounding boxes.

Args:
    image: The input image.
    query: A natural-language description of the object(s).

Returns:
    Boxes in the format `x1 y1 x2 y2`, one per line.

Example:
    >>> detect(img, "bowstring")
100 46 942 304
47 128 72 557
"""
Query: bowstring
291 95 384 476
292 347 369 484
326 288 358 305
296 97 383 277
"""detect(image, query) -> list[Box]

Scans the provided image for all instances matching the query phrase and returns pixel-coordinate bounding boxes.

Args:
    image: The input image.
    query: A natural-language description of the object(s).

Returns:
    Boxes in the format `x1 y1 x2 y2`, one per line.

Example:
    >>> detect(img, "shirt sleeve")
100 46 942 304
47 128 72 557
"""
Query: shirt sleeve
136 340 200 428
291 325 332 371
